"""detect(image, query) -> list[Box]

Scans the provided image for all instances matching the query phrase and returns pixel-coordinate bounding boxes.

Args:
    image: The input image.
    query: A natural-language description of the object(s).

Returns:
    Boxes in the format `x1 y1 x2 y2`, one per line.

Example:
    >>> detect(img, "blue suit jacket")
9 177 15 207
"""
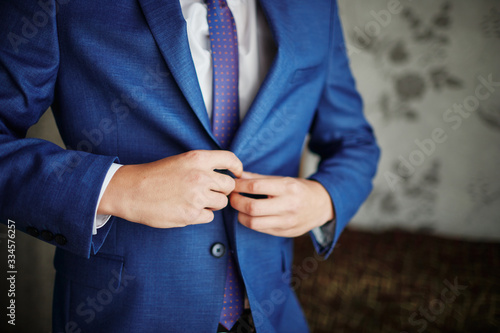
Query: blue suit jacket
0 0 379 332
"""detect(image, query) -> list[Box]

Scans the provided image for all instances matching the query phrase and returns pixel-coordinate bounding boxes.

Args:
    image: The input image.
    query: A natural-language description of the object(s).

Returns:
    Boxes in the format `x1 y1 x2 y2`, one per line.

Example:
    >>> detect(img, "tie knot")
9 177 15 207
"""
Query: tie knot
205 0 228 9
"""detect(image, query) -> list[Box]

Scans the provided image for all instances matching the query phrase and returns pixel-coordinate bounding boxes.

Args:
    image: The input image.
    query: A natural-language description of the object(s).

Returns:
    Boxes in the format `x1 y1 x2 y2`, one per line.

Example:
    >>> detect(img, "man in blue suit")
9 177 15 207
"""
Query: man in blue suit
0 0 379 332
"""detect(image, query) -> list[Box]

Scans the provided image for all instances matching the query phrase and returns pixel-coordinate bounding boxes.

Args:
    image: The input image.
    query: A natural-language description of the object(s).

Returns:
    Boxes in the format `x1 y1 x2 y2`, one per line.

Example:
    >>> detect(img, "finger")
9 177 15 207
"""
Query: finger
234 177 291 196
204 191 230 211
195 209 215 224
208 150 243 178
238 212 279 231
210 172 236 195
238 213 293 236
237 213 299 237
229 192 288 217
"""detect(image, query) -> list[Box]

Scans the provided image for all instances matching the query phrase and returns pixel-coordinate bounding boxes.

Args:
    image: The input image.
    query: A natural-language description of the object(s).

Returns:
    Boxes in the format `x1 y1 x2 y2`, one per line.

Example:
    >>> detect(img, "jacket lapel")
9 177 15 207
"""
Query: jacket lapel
137 0 296 154
231 1 295 160
137 0 216 141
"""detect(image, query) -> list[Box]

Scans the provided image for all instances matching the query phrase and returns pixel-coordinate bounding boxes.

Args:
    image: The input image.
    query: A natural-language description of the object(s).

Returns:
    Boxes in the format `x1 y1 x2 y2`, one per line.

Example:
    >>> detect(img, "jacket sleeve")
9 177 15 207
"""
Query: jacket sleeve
0 1 118 258
307 1 381 258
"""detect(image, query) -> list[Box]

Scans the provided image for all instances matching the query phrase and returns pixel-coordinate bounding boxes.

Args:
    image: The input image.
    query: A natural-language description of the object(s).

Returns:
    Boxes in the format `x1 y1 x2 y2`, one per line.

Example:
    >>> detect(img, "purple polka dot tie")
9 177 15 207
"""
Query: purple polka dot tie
206 0 244 330
219 254 244 330
207 0 240 150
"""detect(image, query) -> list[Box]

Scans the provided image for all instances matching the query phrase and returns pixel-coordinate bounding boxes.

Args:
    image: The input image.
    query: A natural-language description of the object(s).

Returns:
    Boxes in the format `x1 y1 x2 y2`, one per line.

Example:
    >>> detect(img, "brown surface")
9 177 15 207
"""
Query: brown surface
293 228 500 333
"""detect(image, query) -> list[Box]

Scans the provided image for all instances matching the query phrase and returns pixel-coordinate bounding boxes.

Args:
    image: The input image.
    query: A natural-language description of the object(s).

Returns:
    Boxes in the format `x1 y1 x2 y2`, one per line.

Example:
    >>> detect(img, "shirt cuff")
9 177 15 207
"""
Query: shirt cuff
311 218 336 250
93 163 123 235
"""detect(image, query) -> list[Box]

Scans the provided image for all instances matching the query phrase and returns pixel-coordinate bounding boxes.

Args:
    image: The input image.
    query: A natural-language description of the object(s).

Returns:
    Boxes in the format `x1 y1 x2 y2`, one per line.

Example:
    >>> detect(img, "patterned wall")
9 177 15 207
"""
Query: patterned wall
304 0 500 240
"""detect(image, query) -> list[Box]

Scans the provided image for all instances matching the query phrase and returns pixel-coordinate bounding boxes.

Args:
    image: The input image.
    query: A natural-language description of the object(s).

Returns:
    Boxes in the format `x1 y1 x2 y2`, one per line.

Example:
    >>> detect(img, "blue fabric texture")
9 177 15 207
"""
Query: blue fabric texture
0 0 379 332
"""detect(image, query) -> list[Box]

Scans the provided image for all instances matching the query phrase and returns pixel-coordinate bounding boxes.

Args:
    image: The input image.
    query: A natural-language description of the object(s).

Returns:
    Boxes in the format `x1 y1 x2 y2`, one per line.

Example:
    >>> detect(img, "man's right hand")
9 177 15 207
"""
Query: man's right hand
97 150 243 228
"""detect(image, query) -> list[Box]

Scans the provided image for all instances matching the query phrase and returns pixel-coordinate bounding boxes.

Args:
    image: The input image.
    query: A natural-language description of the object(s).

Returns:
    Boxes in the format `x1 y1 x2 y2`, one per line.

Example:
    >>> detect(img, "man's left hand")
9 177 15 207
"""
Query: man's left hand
229 171 334 237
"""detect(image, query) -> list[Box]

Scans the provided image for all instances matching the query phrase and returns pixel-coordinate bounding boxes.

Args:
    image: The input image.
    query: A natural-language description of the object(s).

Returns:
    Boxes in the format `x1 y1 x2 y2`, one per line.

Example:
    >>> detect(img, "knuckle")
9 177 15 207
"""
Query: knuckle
216 175 235 194
192 191 207 208
285 178 300 194
246 201 258 215
226 154 243 175
186 150 204 163
247 218 262 231
247 180 260 194
227 151 238 162
190 170 210 186
234 159 243 172
185 207 214 225
217 195 229 209
245 217 255 229
200 210 214 224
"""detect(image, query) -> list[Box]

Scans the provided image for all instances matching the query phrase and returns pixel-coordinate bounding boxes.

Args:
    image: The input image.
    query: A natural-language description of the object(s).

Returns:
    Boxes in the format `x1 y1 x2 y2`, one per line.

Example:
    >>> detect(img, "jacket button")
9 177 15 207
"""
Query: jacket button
211 243 226 258
54 234 67 246
26 227 39 238
40 230 54 242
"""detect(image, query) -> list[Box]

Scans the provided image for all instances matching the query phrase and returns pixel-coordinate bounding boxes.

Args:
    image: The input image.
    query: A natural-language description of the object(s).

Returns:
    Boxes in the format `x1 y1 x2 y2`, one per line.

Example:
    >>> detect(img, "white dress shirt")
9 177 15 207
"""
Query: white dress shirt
180 0 274 119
